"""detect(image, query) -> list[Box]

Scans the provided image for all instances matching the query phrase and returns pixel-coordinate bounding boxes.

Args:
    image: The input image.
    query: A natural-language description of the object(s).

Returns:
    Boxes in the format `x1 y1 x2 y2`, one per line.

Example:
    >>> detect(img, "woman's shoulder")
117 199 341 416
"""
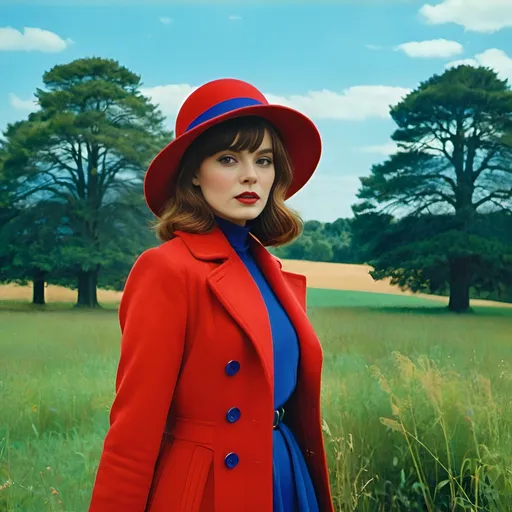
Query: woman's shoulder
129 237 194 277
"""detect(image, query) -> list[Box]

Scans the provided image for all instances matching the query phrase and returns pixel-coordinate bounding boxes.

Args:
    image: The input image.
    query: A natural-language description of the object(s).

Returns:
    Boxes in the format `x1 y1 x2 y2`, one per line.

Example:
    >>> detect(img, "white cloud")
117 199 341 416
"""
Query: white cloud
396 39 463 59
267 86 410 121
142 83 411 124
365 44 383 51
141 84 196 124
159 17 172 25
446 48 512 82
228 15 242 21
420 0 512 33
444 58 478 68
359 143 399 155
9 93 38 112
0 26 72 52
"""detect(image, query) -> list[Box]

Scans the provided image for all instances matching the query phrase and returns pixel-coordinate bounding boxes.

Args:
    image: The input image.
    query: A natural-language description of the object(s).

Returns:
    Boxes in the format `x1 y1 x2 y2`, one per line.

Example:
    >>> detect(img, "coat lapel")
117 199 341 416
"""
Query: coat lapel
207 256 274 387
175 227 274 387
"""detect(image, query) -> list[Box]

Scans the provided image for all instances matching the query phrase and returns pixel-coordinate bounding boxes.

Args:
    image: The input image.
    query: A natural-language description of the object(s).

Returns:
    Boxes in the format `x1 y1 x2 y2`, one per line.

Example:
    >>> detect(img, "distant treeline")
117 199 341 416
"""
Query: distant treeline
271 218 361 264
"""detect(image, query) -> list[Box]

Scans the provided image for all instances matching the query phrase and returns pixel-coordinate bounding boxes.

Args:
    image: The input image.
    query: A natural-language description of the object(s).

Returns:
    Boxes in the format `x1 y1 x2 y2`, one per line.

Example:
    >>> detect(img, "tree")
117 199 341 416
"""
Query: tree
353 66 512 312
0 201 67 304
1 57 171 307
0 146 17 226
281 235 314 260
308 239 334 262
324 218 350 238
270 217 361 263
352 211 512 302
303 220 323 233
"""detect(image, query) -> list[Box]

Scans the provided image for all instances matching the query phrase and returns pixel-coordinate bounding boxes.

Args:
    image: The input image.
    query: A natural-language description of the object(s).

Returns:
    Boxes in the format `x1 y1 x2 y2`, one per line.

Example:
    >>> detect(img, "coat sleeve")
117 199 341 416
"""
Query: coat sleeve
88 247 187 512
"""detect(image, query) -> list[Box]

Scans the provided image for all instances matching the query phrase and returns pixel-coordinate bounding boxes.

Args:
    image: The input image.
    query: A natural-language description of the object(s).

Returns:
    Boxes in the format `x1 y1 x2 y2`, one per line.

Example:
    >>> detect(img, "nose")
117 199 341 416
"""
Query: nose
240 161 258 184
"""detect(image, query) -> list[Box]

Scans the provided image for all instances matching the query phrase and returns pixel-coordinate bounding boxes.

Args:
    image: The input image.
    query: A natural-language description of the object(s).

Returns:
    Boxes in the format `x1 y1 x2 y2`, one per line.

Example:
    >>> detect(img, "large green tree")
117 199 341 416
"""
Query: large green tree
353 66 512 312
1 57 170 307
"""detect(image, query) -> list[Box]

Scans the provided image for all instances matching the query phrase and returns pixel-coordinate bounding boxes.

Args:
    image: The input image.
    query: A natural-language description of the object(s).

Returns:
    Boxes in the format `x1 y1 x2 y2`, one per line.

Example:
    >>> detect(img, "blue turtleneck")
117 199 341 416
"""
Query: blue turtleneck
215 216 319 512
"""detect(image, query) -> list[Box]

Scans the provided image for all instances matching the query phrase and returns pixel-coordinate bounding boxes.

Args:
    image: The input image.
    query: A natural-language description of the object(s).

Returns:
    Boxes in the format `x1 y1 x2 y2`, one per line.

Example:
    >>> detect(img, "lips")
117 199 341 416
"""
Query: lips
235 192 260 199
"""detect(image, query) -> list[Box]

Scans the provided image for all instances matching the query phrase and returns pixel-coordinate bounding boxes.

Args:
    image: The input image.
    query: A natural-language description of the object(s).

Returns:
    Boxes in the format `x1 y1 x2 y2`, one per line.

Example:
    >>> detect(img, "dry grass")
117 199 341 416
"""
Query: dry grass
0 283 123 303
0 259 510 308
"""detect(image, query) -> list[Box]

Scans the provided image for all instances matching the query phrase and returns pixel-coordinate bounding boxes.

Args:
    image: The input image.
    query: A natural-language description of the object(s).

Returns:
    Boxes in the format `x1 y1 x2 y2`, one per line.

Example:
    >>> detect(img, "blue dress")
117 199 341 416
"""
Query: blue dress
215 216 319 512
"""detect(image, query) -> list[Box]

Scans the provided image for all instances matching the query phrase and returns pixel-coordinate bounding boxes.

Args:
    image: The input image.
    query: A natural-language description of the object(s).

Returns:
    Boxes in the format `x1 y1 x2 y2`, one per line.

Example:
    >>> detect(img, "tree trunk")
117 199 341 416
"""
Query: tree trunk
32 270 46 305
448 257 471 313
76 268 100 308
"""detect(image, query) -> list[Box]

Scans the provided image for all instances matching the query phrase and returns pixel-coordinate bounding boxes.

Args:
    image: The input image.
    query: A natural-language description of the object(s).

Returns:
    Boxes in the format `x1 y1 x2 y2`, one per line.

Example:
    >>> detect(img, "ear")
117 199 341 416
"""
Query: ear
192 176 200 187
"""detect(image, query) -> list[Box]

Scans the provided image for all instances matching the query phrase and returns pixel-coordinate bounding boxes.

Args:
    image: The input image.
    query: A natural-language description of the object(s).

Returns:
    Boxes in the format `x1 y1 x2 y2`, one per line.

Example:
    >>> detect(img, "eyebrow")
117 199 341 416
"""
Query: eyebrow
223 146 273 155
255 147 273 155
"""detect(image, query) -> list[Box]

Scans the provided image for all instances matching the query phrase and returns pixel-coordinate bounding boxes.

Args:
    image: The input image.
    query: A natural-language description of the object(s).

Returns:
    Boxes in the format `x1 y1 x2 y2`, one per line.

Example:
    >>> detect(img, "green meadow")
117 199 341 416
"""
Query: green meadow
1 290 511 511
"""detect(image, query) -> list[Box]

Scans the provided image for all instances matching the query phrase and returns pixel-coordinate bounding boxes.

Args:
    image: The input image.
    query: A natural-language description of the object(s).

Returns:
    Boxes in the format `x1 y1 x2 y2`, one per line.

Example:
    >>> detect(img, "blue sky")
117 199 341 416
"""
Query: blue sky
1 0 511 221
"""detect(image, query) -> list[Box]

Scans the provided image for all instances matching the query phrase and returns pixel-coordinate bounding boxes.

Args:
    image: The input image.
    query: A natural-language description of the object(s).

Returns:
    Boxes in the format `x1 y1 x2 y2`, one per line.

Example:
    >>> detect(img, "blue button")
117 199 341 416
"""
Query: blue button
226 407 241 423
225 360 240 376
224 452 239 468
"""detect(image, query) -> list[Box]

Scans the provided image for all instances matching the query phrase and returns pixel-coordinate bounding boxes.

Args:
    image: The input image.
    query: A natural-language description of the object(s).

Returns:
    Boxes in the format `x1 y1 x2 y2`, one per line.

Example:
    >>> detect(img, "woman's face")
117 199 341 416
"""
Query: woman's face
192 130 276 226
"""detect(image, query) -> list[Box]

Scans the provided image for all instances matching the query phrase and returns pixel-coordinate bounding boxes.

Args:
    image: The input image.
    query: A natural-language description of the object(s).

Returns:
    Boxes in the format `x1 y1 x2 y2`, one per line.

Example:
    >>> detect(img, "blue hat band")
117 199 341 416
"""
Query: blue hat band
186 97 264 132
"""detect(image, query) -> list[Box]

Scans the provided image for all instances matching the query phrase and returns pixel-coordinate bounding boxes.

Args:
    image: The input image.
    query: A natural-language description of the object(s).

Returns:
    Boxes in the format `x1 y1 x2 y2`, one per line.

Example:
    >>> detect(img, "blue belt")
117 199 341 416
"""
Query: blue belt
273 406 286 429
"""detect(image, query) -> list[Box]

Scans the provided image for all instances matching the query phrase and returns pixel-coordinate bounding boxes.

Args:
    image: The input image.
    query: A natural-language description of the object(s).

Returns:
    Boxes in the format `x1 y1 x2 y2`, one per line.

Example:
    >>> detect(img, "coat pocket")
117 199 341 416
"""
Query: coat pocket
145 440 213 512
180 445 213 512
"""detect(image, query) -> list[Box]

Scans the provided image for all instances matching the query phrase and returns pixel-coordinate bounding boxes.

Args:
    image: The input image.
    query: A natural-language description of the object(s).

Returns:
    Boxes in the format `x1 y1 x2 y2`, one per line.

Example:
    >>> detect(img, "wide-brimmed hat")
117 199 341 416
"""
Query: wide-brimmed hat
143 78 321 217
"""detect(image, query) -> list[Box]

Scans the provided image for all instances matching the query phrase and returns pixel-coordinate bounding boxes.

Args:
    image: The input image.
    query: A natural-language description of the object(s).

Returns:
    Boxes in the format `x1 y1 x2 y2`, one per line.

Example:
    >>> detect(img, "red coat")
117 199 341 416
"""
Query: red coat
89 226 334 512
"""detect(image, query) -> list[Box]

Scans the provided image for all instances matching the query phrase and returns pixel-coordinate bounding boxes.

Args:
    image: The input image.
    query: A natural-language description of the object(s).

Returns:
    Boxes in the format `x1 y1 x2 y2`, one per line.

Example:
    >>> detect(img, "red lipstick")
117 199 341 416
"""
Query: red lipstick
235 192 260 205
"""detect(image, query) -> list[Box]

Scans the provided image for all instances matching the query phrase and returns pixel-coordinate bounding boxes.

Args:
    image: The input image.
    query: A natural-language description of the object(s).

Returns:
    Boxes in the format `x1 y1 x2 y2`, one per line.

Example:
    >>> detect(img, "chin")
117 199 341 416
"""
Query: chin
239 211 261 220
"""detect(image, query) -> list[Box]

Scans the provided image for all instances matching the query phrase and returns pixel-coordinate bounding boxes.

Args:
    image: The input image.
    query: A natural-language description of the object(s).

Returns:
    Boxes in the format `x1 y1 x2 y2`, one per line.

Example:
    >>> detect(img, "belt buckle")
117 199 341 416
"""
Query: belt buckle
273 407 285 429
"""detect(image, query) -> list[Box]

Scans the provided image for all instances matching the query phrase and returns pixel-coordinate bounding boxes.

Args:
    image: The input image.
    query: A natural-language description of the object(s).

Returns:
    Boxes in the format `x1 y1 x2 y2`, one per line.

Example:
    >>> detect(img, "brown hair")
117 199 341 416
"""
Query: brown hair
152 116 303 247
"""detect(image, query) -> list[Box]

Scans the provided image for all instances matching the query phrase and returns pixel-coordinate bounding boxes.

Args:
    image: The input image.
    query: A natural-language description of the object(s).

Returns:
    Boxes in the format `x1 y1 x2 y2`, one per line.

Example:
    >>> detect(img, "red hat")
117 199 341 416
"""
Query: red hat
143 78 321 217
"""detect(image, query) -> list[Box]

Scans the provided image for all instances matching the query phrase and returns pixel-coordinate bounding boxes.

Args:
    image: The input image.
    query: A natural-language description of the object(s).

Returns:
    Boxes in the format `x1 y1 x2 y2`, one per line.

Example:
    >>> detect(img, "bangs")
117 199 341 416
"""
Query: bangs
194 116 273 160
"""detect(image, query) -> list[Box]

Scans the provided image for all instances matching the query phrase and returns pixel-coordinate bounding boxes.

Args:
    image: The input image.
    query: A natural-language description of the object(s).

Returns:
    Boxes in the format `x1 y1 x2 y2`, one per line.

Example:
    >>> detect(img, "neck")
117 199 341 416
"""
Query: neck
216 214 247 227
215 215 252 254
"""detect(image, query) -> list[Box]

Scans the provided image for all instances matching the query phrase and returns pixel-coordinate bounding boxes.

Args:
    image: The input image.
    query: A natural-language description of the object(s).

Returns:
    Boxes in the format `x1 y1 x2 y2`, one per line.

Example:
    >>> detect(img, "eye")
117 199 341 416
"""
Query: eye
257 157 273 166
218 155 237 165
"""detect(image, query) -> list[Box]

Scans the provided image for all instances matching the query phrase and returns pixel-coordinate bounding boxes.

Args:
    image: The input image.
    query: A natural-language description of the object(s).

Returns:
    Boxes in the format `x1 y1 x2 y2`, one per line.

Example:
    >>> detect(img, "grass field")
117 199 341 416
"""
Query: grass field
1 290 511 511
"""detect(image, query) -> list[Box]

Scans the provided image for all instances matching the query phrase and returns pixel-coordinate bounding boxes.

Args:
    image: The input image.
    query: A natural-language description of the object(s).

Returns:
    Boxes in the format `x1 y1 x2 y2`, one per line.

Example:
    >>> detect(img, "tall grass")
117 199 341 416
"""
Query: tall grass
1 297 511 511
0 308 118 511
314 307 512 511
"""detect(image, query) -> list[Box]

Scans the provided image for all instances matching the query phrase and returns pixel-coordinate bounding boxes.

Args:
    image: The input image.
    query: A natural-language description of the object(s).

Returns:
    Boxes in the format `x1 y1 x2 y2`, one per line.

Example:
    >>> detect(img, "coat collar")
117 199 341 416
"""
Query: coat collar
174 226 232 261
174 225 283 269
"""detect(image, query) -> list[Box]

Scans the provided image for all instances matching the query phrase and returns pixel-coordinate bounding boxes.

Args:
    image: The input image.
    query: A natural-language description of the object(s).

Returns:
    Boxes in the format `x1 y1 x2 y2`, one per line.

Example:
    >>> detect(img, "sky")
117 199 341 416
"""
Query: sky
1 0 512 222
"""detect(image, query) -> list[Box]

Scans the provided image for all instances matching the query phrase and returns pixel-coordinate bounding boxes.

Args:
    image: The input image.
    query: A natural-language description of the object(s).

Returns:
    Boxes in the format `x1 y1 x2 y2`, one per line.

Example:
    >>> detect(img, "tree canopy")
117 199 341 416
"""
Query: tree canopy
0 57 170 306
353 65 512 312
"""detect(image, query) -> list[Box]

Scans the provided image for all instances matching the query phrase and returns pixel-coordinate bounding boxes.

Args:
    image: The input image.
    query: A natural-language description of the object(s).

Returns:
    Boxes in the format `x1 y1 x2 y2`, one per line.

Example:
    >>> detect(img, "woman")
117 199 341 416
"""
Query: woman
89 78 334 512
